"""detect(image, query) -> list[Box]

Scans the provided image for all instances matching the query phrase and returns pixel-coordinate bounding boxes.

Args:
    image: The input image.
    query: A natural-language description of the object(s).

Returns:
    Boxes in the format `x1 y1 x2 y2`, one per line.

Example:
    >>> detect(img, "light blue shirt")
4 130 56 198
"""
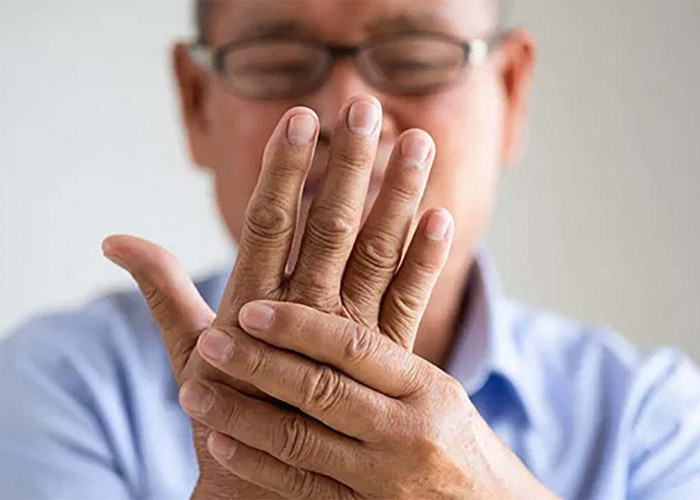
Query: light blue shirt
1 254 699 499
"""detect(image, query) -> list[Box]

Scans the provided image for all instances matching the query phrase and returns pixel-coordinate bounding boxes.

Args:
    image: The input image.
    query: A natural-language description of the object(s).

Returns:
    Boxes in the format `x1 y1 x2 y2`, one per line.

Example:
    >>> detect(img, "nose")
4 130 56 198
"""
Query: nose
303 59 394 142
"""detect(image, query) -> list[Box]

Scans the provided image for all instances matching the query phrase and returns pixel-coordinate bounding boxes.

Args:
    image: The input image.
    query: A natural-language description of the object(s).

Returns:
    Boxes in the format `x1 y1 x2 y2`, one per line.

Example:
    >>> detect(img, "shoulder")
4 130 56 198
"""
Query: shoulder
0 272 225 497
0 281 172 434
0 270 226 383
0 270 228 431
1 286 163 385
502 298 699 404
502 299 700 497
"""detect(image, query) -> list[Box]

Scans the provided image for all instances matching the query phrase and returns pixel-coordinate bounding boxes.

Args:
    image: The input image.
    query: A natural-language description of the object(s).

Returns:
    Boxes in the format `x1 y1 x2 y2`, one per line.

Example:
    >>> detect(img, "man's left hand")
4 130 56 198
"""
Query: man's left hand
180 299 557 499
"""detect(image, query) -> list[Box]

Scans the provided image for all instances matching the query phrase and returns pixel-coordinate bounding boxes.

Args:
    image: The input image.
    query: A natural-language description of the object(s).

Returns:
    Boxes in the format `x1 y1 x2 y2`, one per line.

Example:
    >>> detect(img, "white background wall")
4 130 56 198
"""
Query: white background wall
1 1 699 361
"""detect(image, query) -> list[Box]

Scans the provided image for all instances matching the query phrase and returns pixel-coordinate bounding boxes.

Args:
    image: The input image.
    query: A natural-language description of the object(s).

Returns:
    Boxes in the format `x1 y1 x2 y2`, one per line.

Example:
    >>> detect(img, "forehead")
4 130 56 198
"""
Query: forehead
208 0 496 44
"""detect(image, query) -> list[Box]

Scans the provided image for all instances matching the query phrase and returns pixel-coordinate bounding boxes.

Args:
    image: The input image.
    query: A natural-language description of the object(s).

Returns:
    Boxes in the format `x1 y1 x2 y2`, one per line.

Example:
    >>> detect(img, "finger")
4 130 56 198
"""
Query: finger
216 107 319 325
239 301 428 398
379 208 454 350
102 236 272 402
179 380 364 485
207 432 355 499
289 95 381 308
101 234 214 381
196 326 394 441
341 129 435 324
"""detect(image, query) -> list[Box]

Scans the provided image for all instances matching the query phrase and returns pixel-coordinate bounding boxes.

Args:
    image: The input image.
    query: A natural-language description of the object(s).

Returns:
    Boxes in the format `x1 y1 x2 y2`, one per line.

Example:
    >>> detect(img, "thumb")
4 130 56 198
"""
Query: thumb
102 234 215 381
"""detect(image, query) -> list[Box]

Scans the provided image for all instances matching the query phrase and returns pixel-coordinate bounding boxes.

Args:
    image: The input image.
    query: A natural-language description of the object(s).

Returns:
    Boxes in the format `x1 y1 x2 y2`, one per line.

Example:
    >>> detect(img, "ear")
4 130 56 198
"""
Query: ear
172 42 213 169
494 29 536 168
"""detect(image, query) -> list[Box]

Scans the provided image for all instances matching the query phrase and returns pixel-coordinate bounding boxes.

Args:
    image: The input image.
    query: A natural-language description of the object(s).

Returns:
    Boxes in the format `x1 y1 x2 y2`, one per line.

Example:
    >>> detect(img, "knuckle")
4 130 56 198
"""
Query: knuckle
333 147 373 173
387 286 423 319
305 204 355 251
302 366 344 413
243 197 294 245
289 306 312 334
223 398 244 432
382 323 412 350
275 414 312 465
340 285 376 322
141 283 170 318
439 374 468 405
381 291 424 347
421 373 469 415
444 374 466 397
266 145 309 172
401 359 431 396
343 323 376 365
244 345 267 380
352 232 401 275
287 283 339 312
408 255 440 280
284 468 317 499
387 180 420 205
250 448 274 478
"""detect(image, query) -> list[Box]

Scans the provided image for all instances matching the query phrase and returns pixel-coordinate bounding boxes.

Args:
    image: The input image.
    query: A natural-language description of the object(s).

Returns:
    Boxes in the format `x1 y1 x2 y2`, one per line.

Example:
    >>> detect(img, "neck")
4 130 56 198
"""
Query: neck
413 252 476 367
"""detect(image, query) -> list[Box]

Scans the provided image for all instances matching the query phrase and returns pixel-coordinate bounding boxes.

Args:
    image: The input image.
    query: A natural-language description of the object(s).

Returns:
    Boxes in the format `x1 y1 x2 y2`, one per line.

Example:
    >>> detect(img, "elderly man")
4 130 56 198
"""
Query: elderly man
1 0 699 498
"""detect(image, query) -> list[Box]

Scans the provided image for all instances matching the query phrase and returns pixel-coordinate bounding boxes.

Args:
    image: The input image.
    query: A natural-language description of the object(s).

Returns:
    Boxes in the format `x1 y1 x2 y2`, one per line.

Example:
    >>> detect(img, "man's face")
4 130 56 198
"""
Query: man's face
176 0 533 269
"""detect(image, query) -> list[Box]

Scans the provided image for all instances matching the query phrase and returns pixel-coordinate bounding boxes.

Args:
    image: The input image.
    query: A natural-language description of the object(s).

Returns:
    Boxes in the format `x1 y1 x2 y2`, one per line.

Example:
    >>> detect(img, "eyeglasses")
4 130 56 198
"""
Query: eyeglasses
189 31 499 100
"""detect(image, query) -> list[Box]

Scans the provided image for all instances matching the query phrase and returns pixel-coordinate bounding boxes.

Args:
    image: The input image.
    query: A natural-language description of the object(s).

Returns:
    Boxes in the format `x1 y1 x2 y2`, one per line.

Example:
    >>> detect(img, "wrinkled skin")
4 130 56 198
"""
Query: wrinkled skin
102 0 554 498
174 0 534 369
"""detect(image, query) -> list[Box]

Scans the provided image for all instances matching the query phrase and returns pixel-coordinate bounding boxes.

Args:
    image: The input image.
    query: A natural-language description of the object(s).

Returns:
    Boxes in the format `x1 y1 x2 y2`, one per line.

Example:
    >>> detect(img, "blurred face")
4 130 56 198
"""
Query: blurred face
175 0 533 274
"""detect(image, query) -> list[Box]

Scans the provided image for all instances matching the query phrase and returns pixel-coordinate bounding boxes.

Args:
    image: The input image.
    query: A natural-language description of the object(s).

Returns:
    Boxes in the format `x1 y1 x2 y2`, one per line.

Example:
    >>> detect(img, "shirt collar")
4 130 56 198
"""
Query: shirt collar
445 249 540 427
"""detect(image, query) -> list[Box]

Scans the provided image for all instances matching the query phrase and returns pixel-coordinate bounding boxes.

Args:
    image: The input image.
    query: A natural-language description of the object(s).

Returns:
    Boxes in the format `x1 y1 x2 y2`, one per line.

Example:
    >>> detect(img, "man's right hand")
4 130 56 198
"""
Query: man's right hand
103 94 444 498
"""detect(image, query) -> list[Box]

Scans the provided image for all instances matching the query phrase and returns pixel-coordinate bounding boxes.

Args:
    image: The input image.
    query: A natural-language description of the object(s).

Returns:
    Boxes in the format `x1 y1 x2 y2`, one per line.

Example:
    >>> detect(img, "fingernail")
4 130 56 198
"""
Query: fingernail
239 303 275 332
179 381 213 414
102 251 131 272
400 132 432 167
287 113 316 145
425 208 452 241
199 329 235 363
101 238 113 256
101 240 127 269
208 432 237 459
103 252 129 270
347 99 380 136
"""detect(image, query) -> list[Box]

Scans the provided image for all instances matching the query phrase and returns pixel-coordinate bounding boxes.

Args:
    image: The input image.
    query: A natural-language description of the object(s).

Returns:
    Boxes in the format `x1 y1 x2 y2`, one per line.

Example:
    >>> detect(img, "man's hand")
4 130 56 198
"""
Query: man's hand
180 299 557 499
103 94 448 497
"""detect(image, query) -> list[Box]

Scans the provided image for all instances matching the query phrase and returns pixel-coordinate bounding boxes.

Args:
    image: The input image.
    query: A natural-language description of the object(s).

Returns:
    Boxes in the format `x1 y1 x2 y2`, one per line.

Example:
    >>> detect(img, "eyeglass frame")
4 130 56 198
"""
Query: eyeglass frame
188 30 503 99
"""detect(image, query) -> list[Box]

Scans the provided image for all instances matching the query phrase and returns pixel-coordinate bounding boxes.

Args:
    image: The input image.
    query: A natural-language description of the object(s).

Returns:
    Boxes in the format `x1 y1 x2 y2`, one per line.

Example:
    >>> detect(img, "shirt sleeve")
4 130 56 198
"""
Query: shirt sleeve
628 348 700 499
0 316 132 499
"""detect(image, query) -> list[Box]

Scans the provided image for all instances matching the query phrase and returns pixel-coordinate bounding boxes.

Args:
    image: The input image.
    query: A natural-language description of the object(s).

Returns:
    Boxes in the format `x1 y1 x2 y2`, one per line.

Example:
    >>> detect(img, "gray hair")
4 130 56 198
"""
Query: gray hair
195 0 508 45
